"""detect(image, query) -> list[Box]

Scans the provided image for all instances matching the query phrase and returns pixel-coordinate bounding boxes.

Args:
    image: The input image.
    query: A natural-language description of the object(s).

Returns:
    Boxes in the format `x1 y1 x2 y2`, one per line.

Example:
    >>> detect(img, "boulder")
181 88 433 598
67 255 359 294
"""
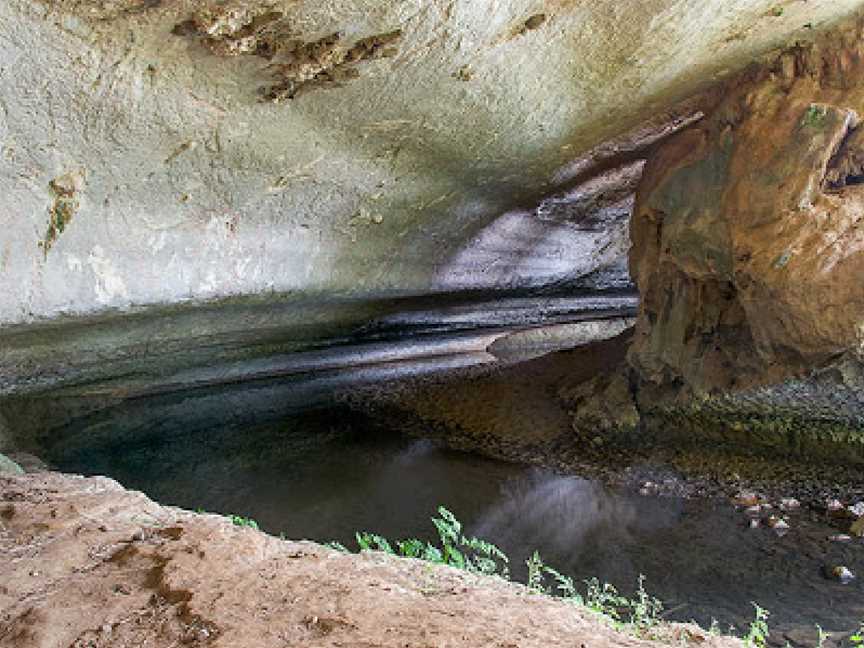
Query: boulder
628 20 864 458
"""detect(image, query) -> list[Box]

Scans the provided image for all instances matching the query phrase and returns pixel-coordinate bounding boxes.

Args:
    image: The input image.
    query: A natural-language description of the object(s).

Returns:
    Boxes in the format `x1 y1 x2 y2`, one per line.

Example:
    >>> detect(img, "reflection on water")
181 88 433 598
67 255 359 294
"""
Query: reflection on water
49 404 864 644
473 474 680 562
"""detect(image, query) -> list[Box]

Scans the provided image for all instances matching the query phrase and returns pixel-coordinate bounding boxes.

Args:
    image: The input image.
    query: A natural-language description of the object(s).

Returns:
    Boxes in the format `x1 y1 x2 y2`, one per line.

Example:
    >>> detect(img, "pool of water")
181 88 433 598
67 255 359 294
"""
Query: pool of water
47 391 864 646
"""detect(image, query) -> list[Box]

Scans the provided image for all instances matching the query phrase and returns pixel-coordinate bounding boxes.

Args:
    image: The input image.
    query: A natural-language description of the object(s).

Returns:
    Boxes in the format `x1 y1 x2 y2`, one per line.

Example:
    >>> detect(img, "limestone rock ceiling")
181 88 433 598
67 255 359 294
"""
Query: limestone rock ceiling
1 0 863 324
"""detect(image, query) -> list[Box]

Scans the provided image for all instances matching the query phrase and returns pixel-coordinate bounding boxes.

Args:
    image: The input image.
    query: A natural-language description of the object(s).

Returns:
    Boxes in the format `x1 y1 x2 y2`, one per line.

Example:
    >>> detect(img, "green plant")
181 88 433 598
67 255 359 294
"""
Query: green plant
355 532 394 554
584 577 630 621
230 514 259 529
326 541 349 552
745 603 770 648
350 507 509 578
850 621 863 646
541 564 582 603
337 507 671 639
816 624 829 648
771 6 784 17
526 551 548 593
629 574 664 632
802 105 827 129
708 618 721 636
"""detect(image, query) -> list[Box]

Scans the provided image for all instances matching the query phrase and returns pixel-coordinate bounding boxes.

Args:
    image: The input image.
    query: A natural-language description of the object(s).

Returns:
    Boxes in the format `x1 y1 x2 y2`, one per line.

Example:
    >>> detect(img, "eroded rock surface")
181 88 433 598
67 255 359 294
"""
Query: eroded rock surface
1 0 860 323
0 472 739 648
628 19 864 455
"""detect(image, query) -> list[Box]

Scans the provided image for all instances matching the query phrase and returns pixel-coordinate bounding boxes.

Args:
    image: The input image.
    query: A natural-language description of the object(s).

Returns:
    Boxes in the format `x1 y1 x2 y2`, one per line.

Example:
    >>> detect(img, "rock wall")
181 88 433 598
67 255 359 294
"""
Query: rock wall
1 0 861 324
628 19 864 457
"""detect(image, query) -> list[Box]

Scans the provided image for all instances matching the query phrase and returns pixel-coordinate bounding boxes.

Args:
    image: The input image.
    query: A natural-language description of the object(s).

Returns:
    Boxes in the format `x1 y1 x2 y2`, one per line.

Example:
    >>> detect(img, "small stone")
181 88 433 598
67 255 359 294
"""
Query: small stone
780 497 800 511
749 519 761 529
744 505 762 517
828 534 852 543
847 501 864 518
767 517 790 534
827 499 844 512
735 491 760 507
826 565 856 584
850 517 864 537
114 583 132 595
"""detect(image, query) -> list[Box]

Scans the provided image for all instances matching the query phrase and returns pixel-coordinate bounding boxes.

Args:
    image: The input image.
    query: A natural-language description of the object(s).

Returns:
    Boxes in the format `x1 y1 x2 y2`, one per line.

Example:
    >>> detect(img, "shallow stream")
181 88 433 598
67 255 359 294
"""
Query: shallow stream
48 396 864 645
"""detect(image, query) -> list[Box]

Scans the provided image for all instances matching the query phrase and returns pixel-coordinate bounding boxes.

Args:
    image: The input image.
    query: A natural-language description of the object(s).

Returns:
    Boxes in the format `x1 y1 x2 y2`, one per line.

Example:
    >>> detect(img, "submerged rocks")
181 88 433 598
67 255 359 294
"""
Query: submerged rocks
766 515 790 536
734 491 761 507
780 498 801 512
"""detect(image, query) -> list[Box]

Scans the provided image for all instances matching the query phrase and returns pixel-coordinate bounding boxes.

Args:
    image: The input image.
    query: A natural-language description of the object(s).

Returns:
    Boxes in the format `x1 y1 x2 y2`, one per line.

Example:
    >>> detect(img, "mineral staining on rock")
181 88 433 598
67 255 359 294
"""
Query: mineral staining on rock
172 4 402 102
627 20 864 453
39 173 83 258
631 27 864 392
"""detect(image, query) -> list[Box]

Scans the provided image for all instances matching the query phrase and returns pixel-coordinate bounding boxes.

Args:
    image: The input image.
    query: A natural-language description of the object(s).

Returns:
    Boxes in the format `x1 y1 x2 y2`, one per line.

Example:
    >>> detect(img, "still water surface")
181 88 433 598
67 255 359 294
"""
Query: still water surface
49 402 864 644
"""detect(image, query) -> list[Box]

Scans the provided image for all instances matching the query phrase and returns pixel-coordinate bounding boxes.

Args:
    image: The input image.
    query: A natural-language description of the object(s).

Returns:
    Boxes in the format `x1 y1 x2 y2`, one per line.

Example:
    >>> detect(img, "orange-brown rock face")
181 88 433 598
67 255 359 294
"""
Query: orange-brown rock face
630 22 864 399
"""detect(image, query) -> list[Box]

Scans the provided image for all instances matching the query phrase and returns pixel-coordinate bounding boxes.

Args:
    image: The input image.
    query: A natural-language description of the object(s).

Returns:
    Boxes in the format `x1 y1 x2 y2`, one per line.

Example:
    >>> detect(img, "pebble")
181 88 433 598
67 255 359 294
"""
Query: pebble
826 565 856 585
780 497 800 511
766 516 790 536
735 491 760 507
767 515 789 529
848 501 864 518
639 481 658 496
749 519 761 529
850 517 864 538
827 499 845 513
829 534 852 543
744 505 762 517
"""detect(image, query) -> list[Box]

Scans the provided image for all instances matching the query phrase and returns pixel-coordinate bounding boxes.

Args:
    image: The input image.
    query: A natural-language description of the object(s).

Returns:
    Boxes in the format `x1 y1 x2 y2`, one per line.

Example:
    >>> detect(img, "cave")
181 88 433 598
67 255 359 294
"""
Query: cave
2 1 864 647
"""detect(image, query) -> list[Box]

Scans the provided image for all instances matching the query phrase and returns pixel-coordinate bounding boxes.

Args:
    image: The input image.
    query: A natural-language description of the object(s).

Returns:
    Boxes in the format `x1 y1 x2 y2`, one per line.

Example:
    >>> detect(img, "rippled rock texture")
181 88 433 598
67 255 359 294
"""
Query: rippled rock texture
629 20 864 457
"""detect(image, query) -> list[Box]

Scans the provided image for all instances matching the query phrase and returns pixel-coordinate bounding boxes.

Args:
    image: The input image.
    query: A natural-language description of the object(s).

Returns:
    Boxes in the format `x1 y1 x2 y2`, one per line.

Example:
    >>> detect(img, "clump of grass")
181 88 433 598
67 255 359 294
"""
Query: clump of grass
816 624 829 648
850 622 863 646
802 105 828 129
745 603 770 648
229 514 259 529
